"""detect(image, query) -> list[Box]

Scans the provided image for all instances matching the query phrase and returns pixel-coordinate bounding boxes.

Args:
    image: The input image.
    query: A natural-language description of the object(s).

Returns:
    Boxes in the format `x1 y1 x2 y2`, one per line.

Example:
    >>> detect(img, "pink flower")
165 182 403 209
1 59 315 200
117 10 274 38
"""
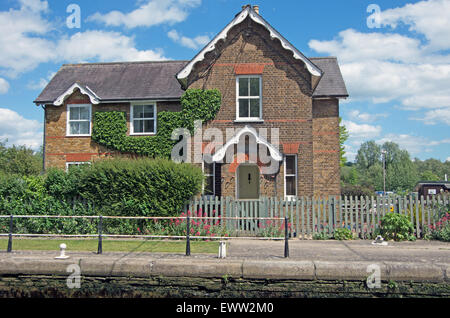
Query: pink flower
196 231 200 236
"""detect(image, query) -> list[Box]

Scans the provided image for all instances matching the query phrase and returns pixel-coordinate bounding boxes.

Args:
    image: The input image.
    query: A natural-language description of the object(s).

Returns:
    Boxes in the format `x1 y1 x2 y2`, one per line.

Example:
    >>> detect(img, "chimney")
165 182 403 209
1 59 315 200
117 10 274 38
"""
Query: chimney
253 5 260 14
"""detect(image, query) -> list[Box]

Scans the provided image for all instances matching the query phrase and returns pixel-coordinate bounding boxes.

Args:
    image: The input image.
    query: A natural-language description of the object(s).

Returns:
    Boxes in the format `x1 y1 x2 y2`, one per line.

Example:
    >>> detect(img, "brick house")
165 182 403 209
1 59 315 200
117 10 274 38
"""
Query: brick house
34 5 348 199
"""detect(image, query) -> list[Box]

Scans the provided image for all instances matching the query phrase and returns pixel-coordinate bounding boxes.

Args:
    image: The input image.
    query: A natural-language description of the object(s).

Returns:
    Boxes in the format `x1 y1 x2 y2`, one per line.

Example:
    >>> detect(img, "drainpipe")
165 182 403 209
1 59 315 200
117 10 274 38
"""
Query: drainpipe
41 105 46 173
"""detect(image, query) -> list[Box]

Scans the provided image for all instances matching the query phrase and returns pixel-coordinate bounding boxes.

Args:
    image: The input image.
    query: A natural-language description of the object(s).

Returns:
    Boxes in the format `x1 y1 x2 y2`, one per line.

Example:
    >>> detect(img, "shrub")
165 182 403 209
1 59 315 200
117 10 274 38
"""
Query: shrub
334 227 353 240
313 232 330 240
76 157 203 217
428 212 450 242
379 213 416 241
258 219 292 238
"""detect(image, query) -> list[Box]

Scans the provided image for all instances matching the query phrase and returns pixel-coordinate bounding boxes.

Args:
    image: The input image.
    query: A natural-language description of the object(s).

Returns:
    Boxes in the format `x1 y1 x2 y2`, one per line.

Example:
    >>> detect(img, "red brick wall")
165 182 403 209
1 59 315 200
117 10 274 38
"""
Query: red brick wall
43 16 341 199
187 17 317 198
44 89 181 169
312 98 341 196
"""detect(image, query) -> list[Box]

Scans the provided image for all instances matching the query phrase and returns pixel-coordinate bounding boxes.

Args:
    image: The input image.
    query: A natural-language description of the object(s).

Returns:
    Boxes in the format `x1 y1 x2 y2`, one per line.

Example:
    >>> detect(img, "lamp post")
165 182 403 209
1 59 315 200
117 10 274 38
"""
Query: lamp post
381 149 386 196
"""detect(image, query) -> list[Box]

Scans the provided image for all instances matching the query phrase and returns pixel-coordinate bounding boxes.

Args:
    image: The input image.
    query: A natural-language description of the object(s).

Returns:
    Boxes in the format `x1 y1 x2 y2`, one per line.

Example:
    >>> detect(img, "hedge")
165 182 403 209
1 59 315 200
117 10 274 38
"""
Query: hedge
0 158 203 235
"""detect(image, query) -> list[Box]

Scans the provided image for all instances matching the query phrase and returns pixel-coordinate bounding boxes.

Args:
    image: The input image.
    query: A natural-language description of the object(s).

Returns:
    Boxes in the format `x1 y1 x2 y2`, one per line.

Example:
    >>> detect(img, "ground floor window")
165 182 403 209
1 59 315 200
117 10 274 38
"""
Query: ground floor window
202 161 215 196
66 161 91 172
284 155 297 199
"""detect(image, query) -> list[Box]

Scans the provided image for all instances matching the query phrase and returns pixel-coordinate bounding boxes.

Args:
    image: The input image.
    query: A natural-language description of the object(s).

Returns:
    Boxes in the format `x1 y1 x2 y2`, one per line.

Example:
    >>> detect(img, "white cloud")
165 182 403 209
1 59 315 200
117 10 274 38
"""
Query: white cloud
0 108 42 150
88 0 201 29
0 0 55 77
377 0 450 51
168 29 209 50
412 108 450 126
0 78 9 94
342 120 382 139
309 1 450 122
0 1 169 78
27 71 56 91
376 133 450 157
56 31 166 62
348 110 388 123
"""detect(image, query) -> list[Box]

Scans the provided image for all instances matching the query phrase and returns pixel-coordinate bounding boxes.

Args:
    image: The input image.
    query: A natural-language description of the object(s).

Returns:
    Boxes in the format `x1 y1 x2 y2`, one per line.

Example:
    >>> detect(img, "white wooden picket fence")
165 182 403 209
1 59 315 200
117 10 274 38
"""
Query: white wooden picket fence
185 194 450 239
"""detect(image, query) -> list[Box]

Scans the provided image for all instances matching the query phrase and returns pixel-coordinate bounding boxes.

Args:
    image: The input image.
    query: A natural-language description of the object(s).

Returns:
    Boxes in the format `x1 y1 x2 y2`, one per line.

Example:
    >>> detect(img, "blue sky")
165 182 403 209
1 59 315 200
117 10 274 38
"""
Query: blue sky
0 0 449 162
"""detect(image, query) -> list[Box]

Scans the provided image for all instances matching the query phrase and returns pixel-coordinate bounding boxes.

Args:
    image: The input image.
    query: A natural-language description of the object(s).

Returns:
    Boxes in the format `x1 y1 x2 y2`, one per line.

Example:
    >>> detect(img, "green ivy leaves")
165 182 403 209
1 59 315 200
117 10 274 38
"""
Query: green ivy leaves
91 89 221 158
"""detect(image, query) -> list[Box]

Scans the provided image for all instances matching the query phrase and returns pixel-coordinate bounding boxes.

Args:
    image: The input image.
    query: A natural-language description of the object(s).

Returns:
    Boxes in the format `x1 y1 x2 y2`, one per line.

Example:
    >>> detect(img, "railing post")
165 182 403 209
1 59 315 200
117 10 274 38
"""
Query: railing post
7 215 13 253
97 215 103 254
284 217 289 258
186 214 191 256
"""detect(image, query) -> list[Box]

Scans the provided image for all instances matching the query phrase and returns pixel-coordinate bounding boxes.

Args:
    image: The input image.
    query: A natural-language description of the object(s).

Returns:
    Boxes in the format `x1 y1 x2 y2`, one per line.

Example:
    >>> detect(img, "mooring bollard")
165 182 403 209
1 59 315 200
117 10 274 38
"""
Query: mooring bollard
284 217 289 258
55 243 69 259
186 214 191 256
7 215 13 253
97 215 103 254
219 241 227 258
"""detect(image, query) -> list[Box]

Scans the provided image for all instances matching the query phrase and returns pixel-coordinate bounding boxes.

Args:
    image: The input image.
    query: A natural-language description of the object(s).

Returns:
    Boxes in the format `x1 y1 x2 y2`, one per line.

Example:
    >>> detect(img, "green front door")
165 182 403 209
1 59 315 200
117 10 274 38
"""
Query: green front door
237 164 260 199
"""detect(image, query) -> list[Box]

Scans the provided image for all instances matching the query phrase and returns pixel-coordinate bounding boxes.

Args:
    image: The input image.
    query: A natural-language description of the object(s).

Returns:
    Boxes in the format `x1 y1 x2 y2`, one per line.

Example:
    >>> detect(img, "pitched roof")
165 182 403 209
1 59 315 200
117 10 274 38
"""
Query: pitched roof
34 61 188 104
176 5 323 88
35 58 347 104
311 57 348 98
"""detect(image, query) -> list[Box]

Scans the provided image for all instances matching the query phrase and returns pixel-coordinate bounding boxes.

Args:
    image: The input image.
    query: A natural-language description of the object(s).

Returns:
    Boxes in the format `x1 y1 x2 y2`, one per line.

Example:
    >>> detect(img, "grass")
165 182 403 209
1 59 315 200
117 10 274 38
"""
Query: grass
0 238 218 254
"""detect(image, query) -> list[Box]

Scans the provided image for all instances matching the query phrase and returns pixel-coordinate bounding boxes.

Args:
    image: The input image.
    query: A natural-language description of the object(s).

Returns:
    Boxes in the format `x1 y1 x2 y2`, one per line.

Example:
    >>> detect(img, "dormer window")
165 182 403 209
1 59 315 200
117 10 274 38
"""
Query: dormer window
236 76 262 120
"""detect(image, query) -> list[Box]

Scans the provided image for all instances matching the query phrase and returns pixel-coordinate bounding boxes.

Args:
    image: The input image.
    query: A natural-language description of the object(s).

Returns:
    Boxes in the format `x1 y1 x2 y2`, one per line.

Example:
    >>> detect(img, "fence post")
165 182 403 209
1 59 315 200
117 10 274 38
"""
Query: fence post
284 217 289 258
97 215 103 254
7 215 13 253
186 214 191 256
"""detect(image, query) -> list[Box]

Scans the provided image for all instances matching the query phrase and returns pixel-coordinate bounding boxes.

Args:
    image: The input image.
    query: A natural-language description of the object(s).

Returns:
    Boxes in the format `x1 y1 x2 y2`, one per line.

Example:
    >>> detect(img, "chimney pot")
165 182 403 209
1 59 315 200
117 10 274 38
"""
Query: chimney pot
253 5 260 14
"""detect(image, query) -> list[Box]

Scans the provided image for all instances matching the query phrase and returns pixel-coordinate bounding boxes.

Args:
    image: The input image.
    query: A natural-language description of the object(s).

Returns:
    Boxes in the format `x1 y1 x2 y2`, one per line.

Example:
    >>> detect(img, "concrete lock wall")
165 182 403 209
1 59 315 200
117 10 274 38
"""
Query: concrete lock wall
0 256 449 298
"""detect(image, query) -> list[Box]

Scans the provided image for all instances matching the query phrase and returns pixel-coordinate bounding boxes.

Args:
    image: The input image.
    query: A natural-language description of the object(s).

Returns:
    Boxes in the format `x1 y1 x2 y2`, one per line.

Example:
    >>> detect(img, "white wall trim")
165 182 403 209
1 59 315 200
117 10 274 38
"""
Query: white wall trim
212 125 282 162
54 83 100 106
176 6 322 87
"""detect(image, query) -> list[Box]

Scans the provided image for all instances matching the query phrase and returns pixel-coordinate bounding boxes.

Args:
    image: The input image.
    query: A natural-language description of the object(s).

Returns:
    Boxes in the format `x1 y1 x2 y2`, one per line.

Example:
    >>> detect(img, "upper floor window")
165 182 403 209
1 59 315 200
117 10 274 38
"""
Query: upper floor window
236 76 262 120
131 103 156 135
67 104 91 136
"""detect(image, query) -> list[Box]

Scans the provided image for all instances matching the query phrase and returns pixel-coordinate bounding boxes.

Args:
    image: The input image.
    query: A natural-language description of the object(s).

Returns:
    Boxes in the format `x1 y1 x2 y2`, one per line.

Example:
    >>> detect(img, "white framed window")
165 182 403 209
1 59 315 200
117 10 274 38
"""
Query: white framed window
130 103 157 135
236 76 262 120
65 161 91 172
284 155 297 199
202 160 215 197
67 104 92 136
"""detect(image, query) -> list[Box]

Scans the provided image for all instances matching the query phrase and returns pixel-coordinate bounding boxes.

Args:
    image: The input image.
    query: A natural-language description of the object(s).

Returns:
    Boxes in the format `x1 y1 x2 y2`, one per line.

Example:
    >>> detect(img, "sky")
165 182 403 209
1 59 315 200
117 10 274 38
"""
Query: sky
0 0 449 162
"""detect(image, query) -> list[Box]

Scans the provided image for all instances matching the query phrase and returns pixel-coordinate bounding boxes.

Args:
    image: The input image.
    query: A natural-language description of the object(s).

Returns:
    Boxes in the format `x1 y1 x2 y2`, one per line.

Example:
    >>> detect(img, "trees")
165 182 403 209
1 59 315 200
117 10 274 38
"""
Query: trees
339 118 349 167
355 141 381 170
351 140 419 193
0 141 42 176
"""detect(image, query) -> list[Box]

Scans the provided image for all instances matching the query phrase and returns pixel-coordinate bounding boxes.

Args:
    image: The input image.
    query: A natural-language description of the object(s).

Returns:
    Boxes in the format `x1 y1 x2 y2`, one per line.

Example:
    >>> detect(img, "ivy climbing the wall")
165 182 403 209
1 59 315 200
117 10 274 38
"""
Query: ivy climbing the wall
92 89 221 158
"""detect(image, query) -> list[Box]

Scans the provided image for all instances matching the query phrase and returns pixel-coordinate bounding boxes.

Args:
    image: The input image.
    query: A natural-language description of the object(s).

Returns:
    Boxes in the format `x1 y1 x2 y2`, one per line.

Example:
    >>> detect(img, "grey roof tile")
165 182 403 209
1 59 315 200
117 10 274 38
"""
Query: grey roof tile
34 58 348 104
310 57 348 98
34 61 189 103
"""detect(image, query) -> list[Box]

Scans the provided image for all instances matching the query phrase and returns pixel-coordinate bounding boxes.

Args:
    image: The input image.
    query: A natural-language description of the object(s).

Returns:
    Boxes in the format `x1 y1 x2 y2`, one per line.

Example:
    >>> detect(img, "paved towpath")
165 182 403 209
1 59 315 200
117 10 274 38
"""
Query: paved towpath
1 240 449 264
226 239 450 264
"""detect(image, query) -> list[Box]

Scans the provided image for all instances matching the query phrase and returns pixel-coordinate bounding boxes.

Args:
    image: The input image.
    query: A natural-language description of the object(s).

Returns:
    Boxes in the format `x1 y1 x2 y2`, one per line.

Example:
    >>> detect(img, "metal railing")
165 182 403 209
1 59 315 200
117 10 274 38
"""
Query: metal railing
0 215 290 257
